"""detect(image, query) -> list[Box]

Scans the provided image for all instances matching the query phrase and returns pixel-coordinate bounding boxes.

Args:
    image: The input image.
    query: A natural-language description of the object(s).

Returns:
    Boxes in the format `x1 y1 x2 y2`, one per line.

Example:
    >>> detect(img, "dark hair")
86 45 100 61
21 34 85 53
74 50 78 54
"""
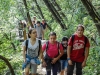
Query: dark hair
49 32 56 36
77 24 84 31
37 21 40 24
32 21 35 22
62 36 68 42
28 28 35 38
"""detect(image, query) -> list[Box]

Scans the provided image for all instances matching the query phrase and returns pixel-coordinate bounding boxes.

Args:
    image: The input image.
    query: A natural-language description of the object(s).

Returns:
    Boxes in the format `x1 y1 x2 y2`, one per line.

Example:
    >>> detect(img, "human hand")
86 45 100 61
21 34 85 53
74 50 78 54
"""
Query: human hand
82 61 86 68
51 58 58 64
42 61 47 67
68 60 73 65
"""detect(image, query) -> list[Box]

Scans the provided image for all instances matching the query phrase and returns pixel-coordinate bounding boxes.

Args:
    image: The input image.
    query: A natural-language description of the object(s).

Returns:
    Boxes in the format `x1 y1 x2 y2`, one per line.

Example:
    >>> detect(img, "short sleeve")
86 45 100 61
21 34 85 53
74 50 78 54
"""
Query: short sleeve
68 36 72 46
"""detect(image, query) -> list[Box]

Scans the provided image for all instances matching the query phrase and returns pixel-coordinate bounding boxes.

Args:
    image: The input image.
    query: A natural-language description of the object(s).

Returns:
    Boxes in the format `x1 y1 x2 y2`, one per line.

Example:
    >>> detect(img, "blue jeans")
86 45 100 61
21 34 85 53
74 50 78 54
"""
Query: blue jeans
67 61 82 75
45 59 59 75
60 60 68 70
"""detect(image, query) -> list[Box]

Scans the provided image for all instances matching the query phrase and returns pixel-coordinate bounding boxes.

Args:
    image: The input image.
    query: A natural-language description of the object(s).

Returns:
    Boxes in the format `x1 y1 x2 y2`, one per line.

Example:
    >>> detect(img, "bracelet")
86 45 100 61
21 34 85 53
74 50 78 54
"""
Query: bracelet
67 58 70 60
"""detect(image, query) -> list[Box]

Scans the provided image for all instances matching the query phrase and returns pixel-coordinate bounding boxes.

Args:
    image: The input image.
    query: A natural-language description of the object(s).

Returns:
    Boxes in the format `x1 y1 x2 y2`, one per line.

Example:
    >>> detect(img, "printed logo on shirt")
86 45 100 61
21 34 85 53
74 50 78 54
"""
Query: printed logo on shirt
73 40 84 50
27 46 39 57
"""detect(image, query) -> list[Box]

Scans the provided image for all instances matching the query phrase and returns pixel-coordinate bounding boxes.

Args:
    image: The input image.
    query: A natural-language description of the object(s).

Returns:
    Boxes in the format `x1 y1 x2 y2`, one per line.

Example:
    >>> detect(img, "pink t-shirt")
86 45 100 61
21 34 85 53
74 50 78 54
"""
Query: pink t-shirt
42 41 63 58
68 34 90 62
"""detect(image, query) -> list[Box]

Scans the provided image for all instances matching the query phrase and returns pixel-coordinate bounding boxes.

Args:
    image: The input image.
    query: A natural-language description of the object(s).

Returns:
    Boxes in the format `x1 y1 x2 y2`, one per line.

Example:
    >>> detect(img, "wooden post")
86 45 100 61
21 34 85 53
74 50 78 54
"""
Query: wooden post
23 30 27 40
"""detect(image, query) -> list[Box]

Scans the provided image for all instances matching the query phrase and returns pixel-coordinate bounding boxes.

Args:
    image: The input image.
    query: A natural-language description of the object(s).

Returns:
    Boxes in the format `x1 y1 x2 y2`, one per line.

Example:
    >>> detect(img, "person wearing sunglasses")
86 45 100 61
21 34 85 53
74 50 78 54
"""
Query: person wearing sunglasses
60 36 68 75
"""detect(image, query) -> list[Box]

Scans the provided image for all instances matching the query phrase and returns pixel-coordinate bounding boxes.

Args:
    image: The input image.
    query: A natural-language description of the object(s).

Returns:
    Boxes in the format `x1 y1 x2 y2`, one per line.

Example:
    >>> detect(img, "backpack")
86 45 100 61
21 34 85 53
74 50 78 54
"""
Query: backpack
71 35 87 55
25 39 41 56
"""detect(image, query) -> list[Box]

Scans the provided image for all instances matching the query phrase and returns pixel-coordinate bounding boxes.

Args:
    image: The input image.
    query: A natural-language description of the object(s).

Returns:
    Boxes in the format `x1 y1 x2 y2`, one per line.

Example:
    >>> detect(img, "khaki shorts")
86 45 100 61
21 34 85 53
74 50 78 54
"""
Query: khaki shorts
26 63 37 74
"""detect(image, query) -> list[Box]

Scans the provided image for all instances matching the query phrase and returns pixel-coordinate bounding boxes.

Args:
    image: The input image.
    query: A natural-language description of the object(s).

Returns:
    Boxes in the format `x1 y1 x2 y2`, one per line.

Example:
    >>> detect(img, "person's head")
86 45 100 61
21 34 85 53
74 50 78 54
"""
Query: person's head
33 16 36 20
36 21 41 26
49 32 57 44
32 21 35 24
42 19 45 23
28 28 37 39
61 36 68 47
19 20 23 24
76 24 84 37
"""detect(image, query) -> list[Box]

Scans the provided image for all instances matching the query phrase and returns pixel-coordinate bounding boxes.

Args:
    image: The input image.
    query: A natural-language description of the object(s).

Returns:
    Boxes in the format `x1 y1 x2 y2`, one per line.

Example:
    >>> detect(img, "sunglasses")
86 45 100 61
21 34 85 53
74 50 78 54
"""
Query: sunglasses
62 43 67 45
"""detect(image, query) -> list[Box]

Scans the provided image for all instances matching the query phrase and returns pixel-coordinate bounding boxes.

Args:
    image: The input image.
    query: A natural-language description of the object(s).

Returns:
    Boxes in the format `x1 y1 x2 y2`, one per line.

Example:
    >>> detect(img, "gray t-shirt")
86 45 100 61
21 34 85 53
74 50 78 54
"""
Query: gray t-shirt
23 38 40 58
35 25 43 38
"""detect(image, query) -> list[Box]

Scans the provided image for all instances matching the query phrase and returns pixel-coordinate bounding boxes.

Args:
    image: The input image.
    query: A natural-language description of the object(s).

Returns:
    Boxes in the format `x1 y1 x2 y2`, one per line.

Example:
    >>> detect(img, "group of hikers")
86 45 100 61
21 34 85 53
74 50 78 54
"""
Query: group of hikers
18 16 47 40
21 16 90 75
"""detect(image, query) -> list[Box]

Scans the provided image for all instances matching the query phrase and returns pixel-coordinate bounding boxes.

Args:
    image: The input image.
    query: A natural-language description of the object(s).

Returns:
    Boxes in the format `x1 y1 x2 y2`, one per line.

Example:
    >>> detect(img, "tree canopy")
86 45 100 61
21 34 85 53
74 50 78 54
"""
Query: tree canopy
0 0 100 74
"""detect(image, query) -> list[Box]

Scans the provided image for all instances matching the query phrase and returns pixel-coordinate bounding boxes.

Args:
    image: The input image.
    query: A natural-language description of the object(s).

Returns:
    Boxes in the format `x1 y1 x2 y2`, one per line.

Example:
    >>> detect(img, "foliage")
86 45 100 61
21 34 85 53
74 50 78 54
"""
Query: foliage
0 0 100 74
83 45 100 75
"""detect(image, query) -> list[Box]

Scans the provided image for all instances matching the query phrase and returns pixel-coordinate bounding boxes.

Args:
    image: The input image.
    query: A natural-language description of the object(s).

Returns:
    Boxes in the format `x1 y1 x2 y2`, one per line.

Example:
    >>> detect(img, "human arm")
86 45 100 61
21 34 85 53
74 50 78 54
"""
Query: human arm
51 44 64 64
23 46 26 62
82 38 90 67
82 47 89 67
41 43 47 66
52 49 64 64
67 46 73 65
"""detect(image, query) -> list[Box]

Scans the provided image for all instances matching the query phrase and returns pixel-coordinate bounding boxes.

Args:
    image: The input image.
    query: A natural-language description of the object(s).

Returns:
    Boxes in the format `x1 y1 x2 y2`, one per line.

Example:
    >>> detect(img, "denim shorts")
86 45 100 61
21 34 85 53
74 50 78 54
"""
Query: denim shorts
60 60 68 70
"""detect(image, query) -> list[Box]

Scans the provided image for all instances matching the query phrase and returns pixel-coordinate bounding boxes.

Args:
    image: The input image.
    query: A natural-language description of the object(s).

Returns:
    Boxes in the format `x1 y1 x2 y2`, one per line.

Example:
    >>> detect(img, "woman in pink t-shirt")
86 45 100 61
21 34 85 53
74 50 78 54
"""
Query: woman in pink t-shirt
41 32 64 75
67 24 90 75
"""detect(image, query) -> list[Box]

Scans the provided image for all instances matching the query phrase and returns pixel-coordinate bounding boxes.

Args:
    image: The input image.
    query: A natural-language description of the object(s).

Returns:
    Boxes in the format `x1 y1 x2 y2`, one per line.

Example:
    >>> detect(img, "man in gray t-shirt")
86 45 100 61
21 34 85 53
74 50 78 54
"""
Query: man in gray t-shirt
34 21 44 40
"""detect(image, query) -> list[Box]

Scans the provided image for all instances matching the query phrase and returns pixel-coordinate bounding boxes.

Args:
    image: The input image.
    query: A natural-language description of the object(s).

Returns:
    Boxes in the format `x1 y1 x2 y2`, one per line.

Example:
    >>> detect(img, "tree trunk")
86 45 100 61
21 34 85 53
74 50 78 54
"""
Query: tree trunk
81 0 100 36
53 0 68 20
34 0 44 19
49 0 67 29
33 0 52 30
43 0 67 30
23 30 27 40
0 55 15 75
23 0 33 28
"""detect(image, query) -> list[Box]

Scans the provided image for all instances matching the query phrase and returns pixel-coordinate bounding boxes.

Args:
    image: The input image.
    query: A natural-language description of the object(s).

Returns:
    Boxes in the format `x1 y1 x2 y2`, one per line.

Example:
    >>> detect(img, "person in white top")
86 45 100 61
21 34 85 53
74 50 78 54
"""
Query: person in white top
22 28 42 75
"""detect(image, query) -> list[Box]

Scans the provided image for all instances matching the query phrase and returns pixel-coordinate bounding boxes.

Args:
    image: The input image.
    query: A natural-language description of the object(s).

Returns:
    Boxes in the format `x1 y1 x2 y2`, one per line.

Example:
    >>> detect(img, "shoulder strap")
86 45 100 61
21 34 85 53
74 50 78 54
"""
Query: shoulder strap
45 41 59 51
38 40 41 56
46 41 49 52
71 35 75 51
25 39 28 52
57 41 60 55
57 41 60 50
84 36 88 47
45 41 60 57
83 36 88 55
